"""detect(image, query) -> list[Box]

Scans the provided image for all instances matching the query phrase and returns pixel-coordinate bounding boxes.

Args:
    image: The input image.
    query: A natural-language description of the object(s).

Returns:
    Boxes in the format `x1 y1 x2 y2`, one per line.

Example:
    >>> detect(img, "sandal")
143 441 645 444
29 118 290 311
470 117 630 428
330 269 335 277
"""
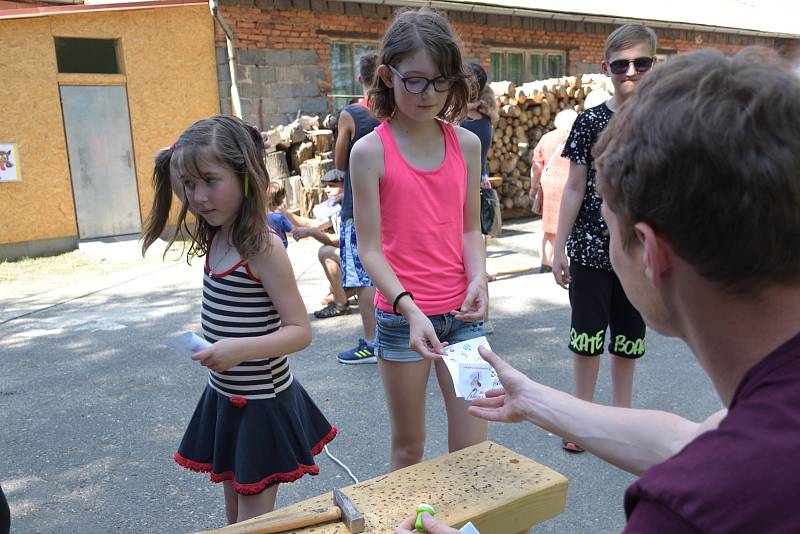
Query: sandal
562 439 585 453
313 302 351 319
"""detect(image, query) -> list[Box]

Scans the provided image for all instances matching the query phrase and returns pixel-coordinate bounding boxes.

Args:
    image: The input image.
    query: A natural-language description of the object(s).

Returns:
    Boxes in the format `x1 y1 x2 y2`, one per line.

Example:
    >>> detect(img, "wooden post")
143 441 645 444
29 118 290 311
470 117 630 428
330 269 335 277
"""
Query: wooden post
299 158 334 189
290 141 314 173
306 129 334 154
265 150 289 180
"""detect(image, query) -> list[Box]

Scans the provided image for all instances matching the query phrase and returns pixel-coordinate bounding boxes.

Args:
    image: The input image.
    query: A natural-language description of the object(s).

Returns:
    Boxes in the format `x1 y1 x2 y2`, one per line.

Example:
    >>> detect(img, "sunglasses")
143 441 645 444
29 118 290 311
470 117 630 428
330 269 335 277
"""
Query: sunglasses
608 57 655 75
387 65 454 94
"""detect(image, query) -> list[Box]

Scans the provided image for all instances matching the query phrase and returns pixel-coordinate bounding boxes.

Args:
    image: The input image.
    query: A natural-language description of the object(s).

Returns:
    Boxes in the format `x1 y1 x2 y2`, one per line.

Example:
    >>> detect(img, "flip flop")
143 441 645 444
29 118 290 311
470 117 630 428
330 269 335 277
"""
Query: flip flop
562 439 585 453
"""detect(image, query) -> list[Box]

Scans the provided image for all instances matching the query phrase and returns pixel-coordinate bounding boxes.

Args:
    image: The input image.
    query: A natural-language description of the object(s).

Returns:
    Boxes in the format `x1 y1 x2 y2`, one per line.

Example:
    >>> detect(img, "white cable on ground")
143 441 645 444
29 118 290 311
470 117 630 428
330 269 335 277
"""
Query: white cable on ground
324 445 359 484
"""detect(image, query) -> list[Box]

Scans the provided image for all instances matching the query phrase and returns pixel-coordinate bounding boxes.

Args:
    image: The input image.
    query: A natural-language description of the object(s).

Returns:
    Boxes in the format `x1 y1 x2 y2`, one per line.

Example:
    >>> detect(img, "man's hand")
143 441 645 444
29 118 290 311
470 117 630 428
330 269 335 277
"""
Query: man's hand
468 346 535 424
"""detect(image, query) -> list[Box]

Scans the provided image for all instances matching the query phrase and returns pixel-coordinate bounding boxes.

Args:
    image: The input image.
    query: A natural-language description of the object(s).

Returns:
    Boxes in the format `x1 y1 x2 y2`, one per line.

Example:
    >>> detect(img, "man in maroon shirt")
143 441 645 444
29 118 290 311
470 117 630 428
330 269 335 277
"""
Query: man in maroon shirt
455 47 800 533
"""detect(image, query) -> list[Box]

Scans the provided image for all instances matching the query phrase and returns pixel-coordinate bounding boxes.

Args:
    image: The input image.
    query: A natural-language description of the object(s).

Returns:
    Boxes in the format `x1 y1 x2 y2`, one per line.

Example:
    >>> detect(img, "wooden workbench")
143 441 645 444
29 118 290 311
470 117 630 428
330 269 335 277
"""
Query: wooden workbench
208 441 567 533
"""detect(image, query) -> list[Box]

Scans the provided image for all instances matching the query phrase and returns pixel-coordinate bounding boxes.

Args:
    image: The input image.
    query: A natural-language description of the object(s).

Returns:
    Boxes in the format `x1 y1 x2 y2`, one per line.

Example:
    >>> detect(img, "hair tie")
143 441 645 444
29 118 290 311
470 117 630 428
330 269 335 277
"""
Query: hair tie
170 142 176 150
244 172 250 198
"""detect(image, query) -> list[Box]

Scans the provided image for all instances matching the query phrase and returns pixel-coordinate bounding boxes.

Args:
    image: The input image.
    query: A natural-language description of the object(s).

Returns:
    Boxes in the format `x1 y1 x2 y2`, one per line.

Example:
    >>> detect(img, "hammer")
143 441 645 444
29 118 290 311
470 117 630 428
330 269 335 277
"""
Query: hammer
196 489 365 534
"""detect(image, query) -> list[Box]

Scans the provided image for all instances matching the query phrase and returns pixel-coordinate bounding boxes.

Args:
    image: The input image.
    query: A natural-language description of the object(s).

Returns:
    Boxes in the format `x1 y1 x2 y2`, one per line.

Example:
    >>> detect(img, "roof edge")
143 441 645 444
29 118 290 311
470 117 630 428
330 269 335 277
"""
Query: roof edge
0 0 207 20
350 0 799 39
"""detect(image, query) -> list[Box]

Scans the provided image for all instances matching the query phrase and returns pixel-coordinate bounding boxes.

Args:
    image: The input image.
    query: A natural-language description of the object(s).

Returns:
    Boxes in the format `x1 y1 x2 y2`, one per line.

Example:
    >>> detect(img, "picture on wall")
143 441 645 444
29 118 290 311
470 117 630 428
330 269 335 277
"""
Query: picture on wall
0 142 21 182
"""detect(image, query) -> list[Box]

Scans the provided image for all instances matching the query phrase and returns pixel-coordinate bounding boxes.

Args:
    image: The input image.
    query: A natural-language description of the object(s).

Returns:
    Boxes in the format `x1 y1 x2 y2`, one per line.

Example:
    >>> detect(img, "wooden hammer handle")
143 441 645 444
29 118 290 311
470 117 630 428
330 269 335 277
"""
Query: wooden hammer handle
196 506 342 534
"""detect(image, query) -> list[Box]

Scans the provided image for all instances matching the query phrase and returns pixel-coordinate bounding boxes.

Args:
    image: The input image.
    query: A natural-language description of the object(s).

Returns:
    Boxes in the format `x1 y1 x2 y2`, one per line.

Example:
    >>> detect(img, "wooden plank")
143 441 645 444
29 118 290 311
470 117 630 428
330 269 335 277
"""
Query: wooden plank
207 441 567 534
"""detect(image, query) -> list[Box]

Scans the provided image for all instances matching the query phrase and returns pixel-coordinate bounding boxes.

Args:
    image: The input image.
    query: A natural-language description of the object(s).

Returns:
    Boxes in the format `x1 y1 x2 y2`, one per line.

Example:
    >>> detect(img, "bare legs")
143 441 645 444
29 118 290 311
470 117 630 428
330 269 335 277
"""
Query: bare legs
573 352 636 407
318 245 347 307
610 355 636 407
434 359 488 451
222 481 279 524
573 353 601 402
379 358 487 470
541 232 556 268
357 285 376 343
379 358 431 470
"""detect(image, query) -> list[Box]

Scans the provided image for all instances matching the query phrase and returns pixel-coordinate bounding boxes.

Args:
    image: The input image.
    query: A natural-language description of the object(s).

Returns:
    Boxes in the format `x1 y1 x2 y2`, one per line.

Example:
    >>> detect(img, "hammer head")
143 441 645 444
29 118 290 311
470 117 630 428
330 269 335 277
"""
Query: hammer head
334 489 365 533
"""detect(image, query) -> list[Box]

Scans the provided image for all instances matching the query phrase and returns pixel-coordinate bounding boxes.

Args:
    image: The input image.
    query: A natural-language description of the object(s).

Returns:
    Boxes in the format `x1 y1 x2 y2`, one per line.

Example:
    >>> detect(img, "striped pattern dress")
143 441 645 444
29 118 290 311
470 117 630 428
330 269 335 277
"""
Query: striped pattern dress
202 258 292 399
174 250 337 495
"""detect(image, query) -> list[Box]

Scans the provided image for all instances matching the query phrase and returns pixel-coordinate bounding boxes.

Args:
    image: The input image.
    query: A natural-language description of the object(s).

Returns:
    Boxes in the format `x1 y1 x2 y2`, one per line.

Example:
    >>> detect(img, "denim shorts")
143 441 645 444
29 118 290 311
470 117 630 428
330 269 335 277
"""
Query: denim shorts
374 308 485 362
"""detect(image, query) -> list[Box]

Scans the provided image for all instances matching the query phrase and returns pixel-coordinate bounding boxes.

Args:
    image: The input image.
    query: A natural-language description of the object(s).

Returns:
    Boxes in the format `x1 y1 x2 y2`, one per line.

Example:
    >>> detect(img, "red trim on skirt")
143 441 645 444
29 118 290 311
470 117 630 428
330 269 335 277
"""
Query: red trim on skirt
173 426 338 495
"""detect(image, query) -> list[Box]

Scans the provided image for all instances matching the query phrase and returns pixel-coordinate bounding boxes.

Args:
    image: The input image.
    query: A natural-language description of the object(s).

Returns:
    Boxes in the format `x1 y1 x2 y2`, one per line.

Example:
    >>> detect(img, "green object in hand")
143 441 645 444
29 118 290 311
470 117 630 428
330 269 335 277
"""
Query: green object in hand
415 503 436 532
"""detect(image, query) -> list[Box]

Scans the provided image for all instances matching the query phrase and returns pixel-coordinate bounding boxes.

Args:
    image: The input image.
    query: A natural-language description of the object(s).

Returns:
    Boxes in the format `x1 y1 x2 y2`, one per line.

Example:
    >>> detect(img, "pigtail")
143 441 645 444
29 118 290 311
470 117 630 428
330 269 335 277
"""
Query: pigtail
232 120 272 259
141 147 177 256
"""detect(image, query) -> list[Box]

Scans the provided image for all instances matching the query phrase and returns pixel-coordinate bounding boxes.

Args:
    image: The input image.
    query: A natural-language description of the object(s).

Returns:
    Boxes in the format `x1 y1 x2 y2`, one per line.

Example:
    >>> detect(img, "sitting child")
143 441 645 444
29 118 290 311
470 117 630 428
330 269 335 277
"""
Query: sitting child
267 182 293 248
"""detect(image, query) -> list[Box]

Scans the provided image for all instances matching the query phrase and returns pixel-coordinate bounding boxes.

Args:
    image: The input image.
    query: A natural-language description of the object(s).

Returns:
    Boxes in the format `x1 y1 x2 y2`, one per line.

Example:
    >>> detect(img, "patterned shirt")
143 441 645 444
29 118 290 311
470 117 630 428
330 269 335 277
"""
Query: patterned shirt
561 102 613 271
201 259 292 400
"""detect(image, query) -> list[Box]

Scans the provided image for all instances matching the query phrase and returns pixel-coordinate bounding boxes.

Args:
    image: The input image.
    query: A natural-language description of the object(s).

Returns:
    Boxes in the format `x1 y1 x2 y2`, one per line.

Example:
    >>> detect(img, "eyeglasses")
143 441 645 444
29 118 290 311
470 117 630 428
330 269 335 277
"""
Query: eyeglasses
608 57 655 75
388 65 454 94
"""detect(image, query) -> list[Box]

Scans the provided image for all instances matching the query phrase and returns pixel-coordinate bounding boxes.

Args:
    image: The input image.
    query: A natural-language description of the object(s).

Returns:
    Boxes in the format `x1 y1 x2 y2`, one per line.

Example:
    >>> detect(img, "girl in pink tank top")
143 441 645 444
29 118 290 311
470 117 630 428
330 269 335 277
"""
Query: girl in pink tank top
348 9 490 471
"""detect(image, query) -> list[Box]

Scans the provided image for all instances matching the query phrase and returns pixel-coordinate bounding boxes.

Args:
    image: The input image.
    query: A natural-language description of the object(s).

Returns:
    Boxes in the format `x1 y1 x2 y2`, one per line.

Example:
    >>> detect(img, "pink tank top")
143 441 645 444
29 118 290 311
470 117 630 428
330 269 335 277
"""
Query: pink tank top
374 119 468 316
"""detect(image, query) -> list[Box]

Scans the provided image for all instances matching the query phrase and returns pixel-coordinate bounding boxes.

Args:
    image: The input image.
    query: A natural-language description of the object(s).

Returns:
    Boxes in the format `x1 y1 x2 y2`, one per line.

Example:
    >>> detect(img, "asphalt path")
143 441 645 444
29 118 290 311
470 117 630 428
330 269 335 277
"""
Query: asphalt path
0 219 723 533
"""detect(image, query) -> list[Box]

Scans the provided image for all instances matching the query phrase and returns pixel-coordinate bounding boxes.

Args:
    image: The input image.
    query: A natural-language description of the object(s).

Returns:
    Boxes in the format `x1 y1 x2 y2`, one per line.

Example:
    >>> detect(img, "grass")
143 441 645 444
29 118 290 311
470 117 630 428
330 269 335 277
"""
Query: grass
0 240 189 300
0 250 139 283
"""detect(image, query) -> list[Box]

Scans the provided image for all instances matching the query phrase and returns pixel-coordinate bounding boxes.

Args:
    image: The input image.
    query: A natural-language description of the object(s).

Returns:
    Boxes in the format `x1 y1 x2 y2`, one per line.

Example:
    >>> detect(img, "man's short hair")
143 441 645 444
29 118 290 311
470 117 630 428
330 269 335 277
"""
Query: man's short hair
359 52 378 87
604 24 657 60
595 47 800 294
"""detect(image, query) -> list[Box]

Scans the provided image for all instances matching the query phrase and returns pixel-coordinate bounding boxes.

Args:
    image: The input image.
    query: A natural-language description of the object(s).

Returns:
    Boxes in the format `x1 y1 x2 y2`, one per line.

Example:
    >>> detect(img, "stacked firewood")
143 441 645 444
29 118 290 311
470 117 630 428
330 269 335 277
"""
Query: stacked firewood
263 115 334 216
486 74 613 214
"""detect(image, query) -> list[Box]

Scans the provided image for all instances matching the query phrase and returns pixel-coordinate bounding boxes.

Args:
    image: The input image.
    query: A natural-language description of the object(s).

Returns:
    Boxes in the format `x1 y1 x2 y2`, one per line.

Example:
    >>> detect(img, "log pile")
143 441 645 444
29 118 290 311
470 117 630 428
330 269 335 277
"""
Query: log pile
264 115 334 217
486 74 613 217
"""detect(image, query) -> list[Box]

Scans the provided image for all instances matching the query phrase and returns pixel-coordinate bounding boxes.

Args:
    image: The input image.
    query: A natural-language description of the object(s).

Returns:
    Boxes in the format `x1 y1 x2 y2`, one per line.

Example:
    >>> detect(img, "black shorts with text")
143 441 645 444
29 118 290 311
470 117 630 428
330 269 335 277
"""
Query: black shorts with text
568 262 646 358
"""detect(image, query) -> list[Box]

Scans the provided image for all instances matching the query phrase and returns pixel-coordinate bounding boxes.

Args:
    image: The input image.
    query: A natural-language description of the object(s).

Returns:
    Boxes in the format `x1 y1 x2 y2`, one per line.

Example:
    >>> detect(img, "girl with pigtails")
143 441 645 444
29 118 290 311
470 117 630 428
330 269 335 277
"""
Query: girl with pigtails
141 115 336 524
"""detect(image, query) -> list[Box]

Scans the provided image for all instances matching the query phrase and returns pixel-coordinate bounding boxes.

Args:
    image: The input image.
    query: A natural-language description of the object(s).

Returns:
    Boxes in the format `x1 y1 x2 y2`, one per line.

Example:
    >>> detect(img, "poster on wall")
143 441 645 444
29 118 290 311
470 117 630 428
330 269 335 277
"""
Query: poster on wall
0 142 22 182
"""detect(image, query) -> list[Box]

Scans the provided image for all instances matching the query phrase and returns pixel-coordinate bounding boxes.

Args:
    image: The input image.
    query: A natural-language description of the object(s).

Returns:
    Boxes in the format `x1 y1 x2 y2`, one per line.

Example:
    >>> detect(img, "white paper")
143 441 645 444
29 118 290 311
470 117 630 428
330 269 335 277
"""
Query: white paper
442 336 501 399
166 332 211 360
460 522 481 534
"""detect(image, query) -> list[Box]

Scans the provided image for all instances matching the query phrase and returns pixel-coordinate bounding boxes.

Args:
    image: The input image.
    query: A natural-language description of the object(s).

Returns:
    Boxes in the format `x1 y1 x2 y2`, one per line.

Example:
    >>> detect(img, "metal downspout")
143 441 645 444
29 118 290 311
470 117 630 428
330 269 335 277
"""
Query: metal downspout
209 0 242 118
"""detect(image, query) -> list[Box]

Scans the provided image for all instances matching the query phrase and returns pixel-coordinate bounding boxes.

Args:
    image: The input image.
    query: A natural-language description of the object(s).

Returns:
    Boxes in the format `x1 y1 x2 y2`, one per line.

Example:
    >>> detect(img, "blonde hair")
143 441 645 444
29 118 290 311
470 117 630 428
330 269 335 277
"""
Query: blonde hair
604 24 657 61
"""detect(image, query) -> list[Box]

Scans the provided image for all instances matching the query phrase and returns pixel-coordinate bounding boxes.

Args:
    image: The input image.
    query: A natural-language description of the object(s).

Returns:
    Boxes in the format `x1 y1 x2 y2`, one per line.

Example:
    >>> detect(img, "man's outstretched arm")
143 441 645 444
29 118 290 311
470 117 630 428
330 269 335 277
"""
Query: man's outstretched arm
470 347 726 475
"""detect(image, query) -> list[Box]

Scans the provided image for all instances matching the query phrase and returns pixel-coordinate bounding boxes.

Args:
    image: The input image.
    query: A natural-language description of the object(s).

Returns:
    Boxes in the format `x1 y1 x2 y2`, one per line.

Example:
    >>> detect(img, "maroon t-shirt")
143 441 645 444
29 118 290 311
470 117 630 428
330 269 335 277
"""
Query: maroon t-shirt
623 331 800 533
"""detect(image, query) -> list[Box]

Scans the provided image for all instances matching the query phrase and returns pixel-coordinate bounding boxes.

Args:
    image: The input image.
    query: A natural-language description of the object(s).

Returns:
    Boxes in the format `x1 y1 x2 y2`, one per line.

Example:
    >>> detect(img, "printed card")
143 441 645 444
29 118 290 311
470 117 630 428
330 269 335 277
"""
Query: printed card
166 332 211 360
442 336 501 399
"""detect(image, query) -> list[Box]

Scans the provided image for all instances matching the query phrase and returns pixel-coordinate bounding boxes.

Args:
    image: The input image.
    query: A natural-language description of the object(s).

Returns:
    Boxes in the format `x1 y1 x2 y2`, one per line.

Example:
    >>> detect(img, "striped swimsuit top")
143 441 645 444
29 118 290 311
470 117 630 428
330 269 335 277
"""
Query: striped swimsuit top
201 258 293 400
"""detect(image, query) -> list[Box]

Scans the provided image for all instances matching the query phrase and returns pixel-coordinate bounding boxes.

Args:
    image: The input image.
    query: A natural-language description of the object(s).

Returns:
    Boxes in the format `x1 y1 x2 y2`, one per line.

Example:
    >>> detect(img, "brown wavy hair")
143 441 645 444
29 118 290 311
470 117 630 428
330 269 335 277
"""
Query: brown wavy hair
595 47 800 294
368 8 473 123
141 115 270 262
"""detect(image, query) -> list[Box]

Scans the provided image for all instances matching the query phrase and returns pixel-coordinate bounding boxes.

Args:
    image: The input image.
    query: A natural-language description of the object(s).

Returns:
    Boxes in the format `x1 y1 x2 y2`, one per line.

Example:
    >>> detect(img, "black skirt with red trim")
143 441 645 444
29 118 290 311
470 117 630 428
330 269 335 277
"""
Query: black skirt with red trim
174 379 337 495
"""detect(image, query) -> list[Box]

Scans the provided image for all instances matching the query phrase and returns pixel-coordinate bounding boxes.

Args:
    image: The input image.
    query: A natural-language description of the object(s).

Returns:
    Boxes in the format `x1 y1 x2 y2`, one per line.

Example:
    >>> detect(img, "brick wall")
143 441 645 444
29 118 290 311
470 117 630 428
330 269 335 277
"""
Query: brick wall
215 0 778 127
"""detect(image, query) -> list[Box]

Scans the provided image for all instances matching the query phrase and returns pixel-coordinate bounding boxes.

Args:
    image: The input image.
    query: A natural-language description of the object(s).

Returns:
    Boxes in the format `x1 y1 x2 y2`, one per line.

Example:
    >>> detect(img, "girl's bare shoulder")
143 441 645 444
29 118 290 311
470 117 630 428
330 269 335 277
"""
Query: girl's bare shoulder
249 231 290 273
351 130 384 158
453 124 482 154
350 130 385 178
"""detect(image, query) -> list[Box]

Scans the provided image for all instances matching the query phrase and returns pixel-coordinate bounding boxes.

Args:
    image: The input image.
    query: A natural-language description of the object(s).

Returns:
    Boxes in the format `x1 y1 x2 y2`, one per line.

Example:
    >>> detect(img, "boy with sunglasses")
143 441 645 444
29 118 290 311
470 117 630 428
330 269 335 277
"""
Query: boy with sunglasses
552 24 657 452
